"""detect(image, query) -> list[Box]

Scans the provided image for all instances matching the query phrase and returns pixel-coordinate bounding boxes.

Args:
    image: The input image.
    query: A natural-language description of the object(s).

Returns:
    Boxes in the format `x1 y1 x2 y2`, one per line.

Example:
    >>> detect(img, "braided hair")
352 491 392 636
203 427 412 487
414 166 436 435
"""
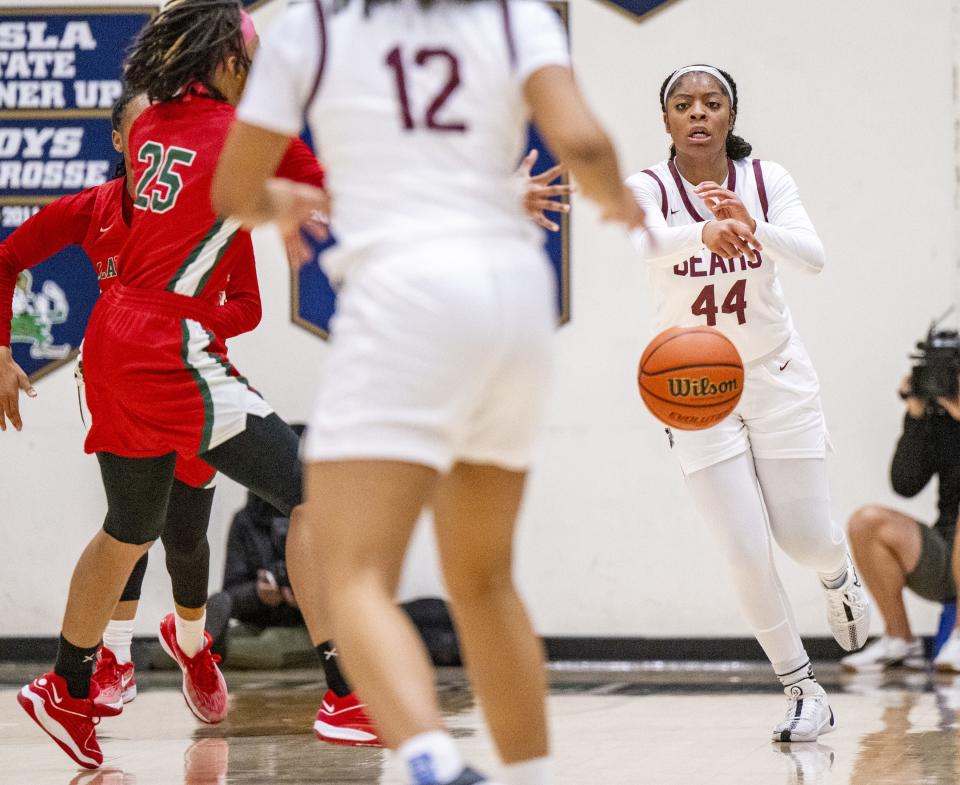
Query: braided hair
124 0 250 104
659 67 752 161
111 89 141 179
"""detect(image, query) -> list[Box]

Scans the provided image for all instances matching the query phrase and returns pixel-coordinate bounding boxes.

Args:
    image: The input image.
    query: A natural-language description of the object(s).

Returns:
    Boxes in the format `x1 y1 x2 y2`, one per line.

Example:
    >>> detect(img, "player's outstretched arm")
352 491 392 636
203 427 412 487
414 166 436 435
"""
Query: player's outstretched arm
213 121 296 227
213 122 328 267
524 66 643 231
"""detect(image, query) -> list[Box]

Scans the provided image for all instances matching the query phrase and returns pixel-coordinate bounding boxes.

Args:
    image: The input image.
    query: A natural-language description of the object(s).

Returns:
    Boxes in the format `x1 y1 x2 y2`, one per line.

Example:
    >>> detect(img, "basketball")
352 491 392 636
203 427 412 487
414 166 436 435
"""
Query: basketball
638 327 744 431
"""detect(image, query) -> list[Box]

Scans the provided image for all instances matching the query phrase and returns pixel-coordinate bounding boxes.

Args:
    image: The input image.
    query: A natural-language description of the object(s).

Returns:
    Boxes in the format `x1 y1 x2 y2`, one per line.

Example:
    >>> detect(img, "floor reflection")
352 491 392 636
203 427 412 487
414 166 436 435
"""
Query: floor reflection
845 673 960 785
8 664 960 784
771 742 835 785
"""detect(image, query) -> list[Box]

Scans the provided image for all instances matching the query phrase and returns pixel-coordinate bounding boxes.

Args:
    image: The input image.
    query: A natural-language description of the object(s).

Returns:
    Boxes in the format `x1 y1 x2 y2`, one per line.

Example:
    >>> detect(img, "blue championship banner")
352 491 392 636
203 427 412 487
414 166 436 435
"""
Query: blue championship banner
292 0 572 339
0 6 154 381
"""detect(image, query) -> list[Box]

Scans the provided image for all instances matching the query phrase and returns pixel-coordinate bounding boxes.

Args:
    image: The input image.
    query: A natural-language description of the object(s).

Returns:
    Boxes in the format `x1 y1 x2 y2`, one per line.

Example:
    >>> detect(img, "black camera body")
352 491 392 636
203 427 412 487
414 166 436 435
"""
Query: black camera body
910 327 960 403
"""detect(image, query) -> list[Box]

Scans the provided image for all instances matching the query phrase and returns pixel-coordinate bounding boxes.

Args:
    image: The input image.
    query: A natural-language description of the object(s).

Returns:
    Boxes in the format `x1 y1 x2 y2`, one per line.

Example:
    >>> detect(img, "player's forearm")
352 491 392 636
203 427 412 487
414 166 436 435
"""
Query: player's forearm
557 134 629 218
754 221 824 274
629 224 704 267
212 182 274 229
214 297 262 340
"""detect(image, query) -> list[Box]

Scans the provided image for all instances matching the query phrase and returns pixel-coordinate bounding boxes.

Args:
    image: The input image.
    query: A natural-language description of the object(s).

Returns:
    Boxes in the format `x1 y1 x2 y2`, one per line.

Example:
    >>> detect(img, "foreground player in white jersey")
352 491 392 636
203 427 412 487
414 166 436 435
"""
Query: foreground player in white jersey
212 1 643 783
627 64 869 742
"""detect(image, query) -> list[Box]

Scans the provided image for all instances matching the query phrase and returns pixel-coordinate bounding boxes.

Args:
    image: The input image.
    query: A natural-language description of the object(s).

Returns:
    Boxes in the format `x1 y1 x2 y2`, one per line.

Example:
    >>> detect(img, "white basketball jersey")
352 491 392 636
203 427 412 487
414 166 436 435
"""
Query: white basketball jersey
238 0 569 280
626 158 796 364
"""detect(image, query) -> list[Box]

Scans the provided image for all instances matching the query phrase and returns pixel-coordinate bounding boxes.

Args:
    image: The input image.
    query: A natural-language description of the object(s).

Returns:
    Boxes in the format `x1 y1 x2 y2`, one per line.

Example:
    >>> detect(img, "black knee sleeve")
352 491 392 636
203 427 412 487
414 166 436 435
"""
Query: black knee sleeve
119 552 149 602
161 480 215 609
201 413 303 516
99 452 176 545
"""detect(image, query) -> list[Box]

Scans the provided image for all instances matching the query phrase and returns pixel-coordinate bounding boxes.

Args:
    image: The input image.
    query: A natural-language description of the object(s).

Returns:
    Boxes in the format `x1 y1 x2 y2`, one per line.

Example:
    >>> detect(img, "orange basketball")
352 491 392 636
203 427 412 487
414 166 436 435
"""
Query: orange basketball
638 326 744 431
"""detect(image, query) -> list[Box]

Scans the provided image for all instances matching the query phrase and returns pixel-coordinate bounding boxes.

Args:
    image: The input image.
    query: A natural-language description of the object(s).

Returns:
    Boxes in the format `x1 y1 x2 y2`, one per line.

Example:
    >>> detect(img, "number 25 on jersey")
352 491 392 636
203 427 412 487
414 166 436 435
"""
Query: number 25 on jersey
134 141 196 214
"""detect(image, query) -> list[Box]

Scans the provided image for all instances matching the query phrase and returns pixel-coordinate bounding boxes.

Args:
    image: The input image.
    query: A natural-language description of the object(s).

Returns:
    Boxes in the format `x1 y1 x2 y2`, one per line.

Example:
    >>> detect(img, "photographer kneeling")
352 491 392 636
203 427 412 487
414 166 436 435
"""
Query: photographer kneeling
843 371 960 671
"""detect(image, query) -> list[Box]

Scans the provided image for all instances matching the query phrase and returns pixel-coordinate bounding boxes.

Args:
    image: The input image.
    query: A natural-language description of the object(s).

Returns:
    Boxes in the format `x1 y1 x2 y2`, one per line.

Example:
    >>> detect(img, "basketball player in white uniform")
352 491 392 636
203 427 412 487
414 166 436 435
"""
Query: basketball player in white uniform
211 2 644 784
627 65 869 742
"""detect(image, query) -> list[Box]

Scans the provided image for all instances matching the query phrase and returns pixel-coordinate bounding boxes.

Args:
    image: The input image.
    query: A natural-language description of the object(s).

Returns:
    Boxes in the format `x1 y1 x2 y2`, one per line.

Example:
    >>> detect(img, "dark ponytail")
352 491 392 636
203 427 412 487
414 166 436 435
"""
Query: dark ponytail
659 66 752 161
110 89 140 180
124 0 250 104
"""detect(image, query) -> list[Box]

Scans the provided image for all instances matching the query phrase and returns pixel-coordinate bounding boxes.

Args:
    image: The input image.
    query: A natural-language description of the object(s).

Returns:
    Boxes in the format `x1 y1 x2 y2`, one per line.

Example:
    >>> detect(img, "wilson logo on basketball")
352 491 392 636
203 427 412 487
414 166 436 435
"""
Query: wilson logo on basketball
637 326 745 431
667 376 739 399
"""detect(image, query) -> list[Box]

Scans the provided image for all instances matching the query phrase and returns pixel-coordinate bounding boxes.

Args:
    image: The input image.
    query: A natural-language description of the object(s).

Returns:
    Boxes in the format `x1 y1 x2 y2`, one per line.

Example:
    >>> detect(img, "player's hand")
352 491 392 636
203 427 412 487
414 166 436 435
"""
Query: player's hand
281 586 298 609
702 219 762 261
936 395 960 422
517 149 572 232
695 182 757 231
265 179 330 269
256 569 284 608
900 376 926 419
601 186 647 231
0 347 36 432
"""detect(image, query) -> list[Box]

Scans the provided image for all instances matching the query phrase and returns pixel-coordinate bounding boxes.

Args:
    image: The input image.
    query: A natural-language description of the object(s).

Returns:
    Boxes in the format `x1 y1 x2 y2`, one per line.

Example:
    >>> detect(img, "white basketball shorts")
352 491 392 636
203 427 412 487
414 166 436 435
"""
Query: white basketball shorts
671 331 830 474
302 237 556 473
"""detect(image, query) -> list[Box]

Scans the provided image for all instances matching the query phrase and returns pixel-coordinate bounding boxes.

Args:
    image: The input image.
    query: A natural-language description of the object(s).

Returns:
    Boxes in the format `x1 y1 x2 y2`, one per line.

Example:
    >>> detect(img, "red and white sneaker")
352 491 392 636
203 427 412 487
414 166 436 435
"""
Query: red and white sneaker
313 689 382 746
91 647 136 716
17 672 103 769
158 613 228 724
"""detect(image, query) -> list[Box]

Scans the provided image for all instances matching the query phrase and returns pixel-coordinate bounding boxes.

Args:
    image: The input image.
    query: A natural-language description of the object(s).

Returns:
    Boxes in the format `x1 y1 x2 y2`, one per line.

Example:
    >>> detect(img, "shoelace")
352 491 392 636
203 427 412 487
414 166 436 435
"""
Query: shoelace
190 650 223 692
827 590 863 621
92 662 119 687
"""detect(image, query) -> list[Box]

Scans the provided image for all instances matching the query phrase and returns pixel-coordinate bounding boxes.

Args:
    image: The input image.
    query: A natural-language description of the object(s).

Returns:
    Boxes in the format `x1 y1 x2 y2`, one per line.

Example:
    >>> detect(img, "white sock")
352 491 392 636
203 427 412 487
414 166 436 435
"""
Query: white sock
819 558 848 589
103 619 135 664
398 730 463 785
175 610 206 658
504 756 552 785
774 656 814 689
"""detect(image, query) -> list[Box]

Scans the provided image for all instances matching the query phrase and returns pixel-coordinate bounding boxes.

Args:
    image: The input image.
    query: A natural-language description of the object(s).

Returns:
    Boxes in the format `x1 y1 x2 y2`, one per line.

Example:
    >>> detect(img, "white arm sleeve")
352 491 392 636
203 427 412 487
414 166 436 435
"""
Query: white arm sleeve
236 4 319 136
753 162 825 275
512 1 570 83
626 173 705 267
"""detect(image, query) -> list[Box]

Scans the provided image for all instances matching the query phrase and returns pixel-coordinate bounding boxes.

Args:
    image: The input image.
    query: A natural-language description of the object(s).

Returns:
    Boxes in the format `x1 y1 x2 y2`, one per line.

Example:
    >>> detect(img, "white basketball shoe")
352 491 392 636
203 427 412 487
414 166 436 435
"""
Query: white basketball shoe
934 630 960 672
772 678 836 743
823 555 870 651
841 635 926 672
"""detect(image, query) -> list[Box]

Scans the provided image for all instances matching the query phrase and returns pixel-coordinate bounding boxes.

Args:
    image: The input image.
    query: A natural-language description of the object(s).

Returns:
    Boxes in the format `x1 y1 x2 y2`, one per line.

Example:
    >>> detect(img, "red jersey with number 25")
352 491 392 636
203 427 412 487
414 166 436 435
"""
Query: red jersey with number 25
123 88 321 300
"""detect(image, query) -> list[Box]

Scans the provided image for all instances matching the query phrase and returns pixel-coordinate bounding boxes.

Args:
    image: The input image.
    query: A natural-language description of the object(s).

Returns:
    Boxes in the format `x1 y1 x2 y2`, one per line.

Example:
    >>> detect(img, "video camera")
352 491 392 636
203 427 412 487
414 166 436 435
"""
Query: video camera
909 309 960 405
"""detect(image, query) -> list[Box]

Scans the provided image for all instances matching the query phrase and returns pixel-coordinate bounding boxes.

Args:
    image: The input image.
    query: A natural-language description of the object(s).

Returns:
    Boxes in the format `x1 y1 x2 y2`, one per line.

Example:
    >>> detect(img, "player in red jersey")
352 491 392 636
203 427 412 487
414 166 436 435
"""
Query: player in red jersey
0 89 241 716
0 82 327 725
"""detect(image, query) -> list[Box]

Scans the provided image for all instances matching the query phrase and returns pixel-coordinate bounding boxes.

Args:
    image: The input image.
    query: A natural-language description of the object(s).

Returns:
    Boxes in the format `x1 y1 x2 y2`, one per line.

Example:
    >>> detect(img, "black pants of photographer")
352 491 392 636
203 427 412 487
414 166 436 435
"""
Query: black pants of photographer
199 591 302 662
403 598 461 667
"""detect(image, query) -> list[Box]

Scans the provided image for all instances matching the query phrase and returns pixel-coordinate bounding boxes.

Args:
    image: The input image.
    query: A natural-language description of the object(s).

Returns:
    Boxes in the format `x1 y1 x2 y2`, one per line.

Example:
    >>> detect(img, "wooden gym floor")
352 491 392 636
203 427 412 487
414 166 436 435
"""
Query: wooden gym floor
0 662 957 785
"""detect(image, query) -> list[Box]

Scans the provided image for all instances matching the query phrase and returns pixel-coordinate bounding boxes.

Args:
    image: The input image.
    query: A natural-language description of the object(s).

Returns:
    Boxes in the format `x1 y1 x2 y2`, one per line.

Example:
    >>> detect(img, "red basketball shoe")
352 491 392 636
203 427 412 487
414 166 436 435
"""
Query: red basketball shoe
91 647 136 716
313 689 382 746
158 613 228 724
17 672 103 769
